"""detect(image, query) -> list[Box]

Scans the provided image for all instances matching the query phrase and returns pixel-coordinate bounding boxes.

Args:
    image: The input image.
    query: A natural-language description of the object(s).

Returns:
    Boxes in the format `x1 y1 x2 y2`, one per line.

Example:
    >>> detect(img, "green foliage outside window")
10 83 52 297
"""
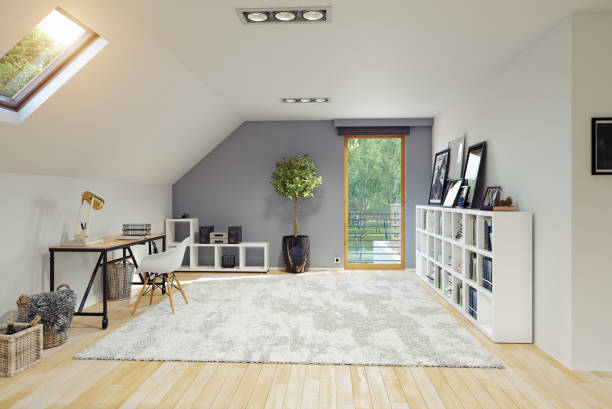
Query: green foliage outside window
0 28 63 98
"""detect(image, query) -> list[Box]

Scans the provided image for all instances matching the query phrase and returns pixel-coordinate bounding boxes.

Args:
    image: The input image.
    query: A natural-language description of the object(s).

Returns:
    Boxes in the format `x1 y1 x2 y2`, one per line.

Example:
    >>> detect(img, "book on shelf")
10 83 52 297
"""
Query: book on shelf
456 284 463 305
482 257 493 291
470 253 477 281
471 218 476 246
468 287 477 319
483 219 493 251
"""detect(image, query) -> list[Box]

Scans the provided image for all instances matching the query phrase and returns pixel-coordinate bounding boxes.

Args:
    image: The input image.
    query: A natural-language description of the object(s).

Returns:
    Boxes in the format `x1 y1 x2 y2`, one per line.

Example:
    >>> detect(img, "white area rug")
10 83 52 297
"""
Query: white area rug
75 274 503 367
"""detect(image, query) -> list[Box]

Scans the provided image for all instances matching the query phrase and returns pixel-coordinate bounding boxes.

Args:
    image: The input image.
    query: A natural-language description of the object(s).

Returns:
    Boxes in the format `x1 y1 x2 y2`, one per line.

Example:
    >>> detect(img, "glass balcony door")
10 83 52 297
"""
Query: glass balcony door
344 135 405 269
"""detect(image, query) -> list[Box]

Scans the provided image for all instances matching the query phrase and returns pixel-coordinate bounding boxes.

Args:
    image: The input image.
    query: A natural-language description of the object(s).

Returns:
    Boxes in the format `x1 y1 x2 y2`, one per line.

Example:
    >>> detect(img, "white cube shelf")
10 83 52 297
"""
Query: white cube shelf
165 219 269 273
416 205 533 343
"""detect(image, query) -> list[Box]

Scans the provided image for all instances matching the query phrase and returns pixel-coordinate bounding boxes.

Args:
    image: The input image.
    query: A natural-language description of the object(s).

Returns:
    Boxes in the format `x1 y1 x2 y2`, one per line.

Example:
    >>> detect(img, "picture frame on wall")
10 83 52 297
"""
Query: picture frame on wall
591 118 612 175
448 135 465 179
429 148 450 204
462 142 487 208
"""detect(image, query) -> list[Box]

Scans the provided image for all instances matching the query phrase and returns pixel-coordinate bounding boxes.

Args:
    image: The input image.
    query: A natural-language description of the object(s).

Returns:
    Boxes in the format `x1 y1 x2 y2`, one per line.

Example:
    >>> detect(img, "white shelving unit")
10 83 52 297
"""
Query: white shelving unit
415 205 532 343
165 219 269 273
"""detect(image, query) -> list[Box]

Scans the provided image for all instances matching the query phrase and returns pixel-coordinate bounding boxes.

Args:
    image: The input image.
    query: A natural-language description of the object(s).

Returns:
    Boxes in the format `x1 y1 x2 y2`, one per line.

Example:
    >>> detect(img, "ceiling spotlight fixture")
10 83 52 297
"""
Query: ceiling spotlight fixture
281 97 330 103
246 12 268 22
275 11 296 21
302 10 324 21
238 7 331 24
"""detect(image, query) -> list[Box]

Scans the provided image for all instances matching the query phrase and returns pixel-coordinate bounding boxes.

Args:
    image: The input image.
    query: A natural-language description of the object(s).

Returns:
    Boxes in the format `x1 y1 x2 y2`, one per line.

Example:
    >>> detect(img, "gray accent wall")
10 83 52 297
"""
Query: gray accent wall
173 121 431 268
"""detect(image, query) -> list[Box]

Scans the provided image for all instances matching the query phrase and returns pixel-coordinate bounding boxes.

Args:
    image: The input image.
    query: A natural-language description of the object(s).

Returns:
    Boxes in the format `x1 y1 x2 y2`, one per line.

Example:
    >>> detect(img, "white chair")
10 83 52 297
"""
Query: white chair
131 237 190 315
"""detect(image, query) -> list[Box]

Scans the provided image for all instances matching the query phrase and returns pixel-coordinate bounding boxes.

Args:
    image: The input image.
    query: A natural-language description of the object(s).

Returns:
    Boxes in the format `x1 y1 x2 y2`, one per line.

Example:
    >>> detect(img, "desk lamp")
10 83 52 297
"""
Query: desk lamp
73 191 105 245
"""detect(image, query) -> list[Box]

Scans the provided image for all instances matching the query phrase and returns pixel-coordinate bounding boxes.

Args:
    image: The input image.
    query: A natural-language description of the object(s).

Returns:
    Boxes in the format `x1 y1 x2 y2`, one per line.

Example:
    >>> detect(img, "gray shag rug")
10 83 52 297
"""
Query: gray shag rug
75 274 503 368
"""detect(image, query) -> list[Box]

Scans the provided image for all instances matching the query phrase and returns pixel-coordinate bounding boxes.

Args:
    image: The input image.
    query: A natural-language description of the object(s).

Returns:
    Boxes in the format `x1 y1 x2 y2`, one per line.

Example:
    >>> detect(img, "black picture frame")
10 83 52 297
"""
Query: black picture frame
458 186 470 208
429 148 450 204
480 186 502 210
442 178 463 207
462 142 486 208
592 118 612 175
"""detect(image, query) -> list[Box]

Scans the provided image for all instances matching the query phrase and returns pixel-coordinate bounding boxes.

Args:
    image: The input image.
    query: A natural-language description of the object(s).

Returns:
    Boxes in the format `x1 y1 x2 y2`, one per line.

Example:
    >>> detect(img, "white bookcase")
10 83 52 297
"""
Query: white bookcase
165 219 269 273
415 205 532 343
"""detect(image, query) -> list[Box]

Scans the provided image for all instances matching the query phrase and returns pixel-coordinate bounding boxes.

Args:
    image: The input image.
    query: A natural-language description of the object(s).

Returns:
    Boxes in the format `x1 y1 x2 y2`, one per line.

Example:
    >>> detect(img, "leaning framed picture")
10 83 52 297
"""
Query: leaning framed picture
428 148 450 204
592 118 612 174
463 142 486 208
442 179 463 207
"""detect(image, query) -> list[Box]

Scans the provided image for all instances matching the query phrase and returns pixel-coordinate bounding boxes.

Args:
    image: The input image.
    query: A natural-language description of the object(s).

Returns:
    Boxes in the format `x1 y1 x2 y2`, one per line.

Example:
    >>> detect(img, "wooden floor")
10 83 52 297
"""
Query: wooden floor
1 270 611 409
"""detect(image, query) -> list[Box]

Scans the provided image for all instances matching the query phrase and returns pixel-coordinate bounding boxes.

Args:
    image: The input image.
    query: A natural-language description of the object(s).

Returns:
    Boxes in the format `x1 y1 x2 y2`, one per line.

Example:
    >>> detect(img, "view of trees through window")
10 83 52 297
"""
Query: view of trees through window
0 29 64 98
347 137 403 264
0 9 89 103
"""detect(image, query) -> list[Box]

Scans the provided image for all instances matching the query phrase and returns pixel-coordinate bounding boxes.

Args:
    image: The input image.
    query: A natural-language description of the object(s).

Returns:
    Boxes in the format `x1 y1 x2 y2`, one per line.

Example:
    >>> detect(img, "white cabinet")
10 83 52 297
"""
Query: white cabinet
415 206 533 343
165 219 269 273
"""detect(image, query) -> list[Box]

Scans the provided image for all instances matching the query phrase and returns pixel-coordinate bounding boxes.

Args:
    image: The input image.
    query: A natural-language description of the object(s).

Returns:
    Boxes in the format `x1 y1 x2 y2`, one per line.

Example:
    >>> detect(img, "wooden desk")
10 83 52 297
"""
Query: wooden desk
49 234 166 329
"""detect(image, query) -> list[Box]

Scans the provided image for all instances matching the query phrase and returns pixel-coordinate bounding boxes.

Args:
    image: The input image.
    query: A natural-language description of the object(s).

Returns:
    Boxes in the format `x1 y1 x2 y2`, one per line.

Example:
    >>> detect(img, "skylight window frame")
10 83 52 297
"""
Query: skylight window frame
0 7 99 112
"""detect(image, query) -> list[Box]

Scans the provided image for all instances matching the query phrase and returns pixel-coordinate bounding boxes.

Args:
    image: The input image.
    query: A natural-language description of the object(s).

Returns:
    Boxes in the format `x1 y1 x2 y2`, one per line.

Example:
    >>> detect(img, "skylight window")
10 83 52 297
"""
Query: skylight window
0 7 106 123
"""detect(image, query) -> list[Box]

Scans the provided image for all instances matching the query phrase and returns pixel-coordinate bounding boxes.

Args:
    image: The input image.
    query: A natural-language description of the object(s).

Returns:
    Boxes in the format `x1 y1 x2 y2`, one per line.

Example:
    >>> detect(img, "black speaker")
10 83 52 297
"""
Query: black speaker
199 225 214 244
228 226 242 244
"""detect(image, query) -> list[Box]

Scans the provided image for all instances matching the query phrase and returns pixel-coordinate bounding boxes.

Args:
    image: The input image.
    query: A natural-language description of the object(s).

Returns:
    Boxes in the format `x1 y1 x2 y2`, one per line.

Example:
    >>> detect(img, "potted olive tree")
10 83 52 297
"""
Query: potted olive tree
271 154 322 273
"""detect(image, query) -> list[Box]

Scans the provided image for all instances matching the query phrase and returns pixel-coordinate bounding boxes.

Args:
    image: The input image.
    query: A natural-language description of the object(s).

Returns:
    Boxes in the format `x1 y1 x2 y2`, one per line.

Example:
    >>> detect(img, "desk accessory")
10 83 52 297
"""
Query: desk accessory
62 191 105 246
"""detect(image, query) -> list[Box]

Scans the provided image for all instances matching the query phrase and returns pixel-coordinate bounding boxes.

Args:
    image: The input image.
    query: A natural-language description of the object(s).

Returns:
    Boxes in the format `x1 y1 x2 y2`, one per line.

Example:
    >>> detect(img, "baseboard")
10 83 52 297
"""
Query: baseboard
271 267 344 271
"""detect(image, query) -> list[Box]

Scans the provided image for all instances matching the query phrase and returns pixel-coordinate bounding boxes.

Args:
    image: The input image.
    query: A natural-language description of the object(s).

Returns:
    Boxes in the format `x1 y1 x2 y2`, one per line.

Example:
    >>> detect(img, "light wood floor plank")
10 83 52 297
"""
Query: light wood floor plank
350 366 373 409
409 368 446 409
335 366 355 409
439 366 483 408
228 363 263 409
301 365 321 409
319 365 337 409
392 367 428 409
284 364 307 409
364 366 392 409
247 363 277 409
263 364 290 409
174 363 219 409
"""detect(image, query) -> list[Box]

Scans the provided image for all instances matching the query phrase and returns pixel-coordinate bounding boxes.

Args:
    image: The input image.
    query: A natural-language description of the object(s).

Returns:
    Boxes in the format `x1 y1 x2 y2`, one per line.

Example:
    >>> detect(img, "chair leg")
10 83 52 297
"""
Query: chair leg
132 274 150 316
149 274 157 305
166 274 175 314
172 273 188 304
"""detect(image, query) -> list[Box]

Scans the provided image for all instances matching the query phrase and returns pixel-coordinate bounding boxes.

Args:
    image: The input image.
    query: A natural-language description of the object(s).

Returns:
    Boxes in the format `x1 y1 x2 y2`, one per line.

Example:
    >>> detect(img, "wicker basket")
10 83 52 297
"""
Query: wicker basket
0 323 43 377
104 261 135 301
17 285 71 349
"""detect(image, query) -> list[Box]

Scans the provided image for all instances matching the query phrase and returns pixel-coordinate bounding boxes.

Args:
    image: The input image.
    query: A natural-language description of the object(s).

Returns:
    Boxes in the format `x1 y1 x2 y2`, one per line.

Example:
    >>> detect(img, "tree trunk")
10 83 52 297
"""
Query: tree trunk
293 196 299 237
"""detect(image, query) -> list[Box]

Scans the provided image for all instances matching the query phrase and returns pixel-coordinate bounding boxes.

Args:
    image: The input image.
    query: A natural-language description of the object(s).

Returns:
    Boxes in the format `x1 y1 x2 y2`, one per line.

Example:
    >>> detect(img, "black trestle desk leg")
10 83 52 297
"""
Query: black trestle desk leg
102 251 108 329
78 253 103 313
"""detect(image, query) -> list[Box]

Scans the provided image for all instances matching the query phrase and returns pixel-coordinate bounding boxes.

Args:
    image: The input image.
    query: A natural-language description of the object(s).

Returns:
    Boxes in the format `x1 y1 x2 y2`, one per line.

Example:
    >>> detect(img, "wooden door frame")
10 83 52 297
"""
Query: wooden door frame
344 135 406 270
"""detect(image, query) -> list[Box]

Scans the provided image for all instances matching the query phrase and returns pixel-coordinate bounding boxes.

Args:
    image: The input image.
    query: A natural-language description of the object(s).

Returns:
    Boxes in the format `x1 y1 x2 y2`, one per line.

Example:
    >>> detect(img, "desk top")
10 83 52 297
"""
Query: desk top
49 234 166 252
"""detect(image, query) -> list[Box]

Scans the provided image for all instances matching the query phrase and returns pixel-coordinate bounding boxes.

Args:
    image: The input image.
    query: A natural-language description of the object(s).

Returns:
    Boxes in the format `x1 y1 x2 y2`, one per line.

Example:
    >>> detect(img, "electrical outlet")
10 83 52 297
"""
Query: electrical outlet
334 257 341 264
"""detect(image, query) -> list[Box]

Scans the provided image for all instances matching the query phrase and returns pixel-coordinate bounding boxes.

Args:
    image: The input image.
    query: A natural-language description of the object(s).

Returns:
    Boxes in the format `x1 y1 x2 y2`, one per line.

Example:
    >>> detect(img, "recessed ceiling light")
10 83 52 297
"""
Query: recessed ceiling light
275 11 296 21
238 7 331 24
282 97 330 103
302 10 324 21
246 12 268 22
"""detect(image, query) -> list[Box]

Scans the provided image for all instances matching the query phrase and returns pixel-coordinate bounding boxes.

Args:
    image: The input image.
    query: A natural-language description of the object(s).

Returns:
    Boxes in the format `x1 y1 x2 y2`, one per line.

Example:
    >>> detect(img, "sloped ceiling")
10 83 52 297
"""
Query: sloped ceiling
0 0 242 184
0 0 609 183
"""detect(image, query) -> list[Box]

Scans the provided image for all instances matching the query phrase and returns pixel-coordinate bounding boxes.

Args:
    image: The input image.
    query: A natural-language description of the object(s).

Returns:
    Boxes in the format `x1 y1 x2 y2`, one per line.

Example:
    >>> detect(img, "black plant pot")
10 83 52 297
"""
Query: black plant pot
282 235 310 273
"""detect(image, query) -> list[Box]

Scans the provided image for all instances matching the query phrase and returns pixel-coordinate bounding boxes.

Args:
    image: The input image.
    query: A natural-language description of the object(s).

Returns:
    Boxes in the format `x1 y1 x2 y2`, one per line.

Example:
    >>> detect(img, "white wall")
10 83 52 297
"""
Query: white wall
433 18 575 366
0 172 170 319
570 13 612 370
